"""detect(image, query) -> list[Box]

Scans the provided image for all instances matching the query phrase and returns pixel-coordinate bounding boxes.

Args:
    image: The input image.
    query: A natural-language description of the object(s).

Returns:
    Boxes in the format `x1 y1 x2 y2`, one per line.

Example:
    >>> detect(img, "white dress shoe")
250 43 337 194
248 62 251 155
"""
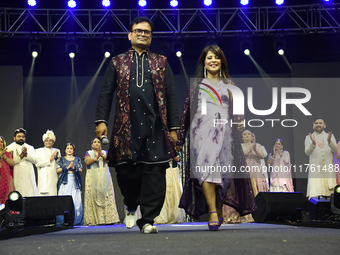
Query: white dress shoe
141 223 158 234
124 210 137 229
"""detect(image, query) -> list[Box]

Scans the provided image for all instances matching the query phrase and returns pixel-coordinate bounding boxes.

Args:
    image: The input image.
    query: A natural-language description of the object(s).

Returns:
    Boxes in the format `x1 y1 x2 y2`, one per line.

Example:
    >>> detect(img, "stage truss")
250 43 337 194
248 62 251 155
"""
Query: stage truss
0 3 339 39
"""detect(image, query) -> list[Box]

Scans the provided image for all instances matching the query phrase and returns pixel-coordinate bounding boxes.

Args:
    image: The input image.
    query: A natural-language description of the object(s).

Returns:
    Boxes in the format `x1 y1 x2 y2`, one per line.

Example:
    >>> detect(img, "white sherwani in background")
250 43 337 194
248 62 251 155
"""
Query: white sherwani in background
7 142 38 197
35 147 60 196
305 131 338 198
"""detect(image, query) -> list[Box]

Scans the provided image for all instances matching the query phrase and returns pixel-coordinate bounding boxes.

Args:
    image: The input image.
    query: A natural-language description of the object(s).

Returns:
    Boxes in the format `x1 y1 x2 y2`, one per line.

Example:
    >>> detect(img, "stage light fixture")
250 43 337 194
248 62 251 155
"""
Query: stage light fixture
276 0 284 5
331 185 340 215
172 41 183 58
204 0 212 7
240 0 249 6
29 42 41 58
274 34 286 56
138 0 147 7
102 0 111 7
102 41 114 58
170 0 178 8
8 191 22 211
240 40 252 56
27 0 37 7
66 43 78 59
68 0 77 8
4 191 27 228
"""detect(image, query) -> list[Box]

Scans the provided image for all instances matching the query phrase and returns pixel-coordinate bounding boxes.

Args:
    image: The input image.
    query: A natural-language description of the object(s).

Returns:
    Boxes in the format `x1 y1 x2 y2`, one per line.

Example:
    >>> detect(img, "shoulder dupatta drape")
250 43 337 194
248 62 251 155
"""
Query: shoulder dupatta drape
177 80 257 219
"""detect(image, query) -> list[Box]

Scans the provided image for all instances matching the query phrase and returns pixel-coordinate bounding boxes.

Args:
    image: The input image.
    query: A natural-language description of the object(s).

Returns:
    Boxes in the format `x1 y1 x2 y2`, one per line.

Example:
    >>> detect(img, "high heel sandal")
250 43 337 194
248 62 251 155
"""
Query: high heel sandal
208 211 219 231
217 207 223 227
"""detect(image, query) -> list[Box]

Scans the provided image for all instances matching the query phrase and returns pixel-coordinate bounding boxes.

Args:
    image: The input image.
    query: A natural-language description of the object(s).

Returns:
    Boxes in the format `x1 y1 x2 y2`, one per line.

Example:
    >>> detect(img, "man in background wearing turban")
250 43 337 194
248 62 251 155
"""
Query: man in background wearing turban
35 130 60 196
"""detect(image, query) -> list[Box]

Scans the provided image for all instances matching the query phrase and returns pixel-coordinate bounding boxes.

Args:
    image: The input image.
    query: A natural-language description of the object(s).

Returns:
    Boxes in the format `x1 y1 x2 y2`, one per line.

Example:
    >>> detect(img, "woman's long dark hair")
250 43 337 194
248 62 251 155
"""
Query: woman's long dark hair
194 45 230 79
190 45 232 112
271 138 284 156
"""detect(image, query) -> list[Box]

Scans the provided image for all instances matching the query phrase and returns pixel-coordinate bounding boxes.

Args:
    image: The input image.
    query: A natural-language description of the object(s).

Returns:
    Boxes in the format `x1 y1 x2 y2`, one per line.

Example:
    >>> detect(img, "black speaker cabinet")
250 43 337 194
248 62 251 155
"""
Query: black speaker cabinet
308 196 332 220
252 192 308 223
25 195 75 227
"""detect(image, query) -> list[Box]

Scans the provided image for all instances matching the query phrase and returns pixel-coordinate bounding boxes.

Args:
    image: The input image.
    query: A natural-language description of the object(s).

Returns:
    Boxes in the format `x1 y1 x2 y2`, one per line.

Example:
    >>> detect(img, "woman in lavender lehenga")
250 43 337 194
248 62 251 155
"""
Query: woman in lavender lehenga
177 45 257 231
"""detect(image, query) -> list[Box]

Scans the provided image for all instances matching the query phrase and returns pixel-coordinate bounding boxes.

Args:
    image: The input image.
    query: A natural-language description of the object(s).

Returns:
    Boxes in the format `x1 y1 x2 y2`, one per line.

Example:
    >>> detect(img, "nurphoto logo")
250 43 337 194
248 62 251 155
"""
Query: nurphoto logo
197 79 312 128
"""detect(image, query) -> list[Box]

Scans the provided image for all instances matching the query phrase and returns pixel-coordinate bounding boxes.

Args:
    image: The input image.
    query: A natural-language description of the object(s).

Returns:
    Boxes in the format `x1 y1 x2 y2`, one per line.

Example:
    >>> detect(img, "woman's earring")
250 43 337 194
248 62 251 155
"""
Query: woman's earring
204 66 207 78
219 69 222 78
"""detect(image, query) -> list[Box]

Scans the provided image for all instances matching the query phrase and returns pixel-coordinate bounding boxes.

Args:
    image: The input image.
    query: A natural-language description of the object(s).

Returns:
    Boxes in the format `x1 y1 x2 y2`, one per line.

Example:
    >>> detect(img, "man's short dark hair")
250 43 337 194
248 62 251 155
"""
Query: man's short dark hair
129 16 154 33
313 117 325 124
14 128 26 137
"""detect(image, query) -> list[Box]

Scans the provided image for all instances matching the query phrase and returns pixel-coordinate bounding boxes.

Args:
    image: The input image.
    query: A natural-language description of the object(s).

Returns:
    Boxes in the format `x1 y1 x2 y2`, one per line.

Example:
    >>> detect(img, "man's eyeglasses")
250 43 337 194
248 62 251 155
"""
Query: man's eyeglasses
132 29 152 36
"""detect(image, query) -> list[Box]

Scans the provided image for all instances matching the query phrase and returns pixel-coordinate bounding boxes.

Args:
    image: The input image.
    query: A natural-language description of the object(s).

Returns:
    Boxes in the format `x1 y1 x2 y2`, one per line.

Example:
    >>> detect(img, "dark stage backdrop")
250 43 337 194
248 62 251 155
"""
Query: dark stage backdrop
0 66 24 141
0 61 339 220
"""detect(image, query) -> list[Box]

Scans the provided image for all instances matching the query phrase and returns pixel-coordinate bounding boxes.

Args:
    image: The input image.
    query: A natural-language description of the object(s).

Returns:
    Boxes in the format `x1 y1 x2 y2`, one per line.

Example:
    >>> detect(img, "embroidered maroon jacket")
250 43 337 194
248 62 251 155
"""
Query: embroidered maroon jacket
96 49 179 165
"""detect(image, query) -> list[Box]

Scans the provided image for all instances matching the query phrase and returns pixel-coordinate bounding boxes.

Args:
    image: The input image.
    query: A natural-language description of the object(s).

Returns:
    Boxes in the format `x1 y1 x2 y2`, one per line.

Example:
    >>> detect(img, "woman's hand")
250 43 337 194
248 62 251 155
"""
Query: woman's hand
0 148 7 158
98 149 104 158
67 162 74 170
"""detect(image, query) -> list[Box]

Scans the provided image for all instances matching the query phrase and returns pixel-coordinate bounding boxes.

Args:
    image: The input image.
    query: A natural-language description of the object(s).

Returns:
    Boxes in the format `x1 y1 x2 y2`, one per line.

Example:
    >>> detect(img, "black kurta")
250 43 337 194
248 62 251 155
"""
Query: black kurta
129 51 171 163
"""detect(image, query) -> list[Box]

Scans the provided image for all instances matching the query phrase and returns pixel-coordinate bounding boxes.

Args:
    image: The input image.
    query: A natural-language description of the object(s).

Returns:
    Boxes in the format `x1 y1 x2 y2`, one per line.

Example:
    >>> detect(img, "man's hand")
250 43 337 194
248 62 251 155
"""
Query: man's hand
169 130 178 148
309 133 316 145
50 151 59 162
95 123 107 140
20 147 27 159
328 131 332 144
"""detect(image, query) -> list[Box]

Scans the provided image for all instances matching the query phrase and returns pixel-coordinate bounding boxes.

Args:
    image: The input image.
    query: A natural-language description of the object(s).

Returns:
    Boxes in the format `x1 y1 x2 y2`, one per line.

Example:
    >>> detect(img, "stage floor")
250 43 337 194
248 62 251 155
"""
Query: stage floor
0 222 339 255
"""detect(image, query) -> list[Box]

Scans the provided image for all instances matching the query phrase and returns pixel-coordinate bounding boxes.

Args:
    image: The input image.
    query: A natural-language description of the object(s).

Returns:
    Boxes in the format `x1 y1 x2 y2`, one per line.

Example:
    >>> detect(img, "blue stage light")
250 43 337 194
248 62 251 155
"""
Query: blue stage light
170 0 178 8
102 0 111 7
138 0 147 7
67 0 77 8
276 0 284 5
240 0 249 5
27 0 37 7
203 0 212 7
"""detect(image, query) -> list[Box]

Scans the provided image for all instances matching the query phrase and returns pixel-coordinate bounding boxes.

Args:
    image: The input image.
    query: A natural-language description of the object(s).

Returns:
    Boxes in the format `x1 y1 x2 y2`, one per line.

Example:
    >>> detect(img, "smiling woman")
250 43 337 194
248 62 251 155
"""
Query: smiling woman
177 44 257 230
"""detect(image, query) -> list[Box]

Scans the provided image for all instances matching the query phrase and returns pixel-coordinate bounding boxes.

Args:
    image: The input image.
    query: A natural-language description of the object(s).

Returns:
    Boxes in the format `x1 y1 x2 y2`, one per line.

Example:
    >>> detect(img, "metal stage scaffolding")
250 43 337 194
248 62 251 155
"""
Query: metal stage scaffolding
0 3 340 39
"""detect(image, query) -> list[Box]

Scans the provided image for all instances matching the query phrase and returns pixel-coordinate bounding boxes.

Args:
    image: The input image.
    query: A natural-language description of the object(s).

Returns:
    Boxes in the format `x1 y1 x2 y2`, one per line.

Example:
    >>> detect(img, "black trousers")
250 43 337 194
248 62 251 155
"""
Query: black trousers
115 163 167 229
